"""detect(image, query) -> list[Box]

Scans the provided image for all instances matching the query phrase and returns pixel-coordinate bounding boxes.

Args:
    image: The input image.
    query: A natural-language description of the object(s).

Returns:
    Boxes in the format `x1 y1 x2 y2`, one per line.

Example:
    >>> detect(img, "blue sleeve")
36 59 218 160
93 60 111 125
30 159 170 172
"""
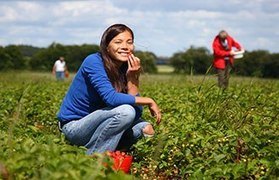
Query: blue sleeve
82 54 136 107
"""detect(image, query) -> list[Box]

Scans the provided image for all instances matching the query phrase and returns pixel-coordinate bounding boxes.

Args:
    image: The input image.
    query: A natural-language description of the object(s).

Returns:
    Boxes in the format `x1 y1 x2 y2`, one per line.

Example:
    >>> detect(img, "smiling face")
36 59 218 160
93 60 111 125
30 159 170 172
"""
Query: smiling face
107 30 134 63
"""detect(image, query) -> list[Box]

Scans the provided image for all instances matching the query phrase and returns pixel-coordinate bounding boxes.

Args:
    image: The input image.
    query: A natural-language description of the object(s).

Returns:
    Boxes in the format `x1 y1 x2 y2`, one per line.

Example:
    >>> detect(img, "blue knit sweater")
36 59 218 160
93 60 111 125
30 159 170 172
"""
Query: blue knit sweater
57 52 142 123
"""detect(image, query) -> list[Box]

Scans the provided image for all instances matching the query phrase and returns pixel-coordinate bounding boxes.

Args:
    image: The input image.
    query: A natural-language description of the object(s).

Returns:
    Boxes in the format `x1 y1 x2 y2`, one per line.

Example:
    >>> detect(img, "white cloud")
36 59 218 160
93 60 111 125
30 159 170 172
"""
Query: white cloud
0 0 278 56
0 6 18 22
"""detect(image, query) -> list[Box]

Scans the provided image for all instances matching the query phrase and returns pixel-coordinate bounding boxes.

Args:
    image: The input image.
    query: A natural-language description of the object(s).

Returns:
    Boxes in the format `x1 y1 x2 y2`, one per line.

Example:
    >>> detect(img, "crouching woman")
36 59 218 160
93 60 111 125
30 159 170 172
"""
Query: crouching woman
57 24 161 154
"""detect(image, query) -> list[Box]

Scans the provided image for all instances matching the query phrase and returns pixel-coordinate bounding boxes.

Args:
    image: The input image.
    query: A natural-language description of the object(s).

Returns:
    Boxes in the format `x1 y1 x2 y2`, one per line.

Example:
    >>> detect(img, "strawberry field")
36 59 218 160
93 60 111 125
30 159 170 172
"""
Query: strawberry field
0 72 278 179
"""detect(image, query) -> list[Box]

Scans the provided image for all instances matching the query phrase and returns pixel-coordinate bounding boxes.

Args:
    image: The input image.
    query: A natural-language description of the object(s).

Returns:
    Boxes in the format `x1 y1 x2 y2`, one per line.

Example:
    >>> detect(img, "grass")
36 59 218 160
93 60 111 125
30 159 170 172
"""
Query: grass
156 65 174 73
0 71 278 179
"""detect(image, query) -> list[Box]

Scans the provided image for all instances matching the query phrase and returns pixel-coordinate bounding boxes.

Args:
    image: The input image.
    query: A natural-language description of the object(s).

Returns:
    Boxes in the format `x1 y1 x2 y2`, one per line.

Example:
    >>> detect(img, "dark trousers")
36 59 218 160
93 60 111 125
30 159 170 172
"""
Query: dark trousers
216 61 231 89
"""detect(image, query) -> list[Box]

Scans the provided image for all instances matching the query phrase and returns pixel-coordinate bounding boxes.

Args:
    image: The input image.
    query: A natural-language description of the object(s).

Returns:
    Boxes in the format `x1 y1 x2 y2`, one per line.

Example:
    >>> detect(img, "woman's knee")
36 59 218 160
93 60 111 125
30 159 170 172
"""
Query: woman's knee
117 104 136 125
142 124 155 136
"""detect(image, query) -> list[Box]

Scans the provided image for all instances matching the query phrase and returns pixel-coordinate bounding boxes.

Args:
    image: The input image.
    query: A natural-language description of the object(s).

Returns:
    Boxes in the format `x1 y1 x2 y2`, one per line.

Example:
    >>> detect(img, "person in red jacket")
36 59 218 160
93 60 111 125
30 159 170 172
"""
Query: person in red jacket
212 30 244 89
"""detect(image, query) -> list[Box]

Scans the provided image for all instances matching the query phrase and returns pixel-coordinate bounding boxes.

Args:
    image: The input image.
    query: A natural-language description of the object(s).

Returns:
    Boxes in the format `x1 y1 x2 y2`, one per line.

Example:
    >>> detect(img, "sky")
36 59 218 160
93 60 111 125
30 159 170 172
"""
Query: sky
0 0 278 57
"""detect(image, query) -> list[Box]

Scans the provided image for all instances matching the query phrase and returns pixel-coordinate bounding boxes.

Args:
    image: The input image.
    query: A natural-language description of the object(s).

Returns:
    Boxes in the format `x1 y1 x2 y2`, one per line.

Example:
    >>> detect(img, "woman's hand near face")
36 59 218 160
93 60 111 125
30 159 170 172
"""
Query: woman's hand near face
126 54 141 95
126 54 141 79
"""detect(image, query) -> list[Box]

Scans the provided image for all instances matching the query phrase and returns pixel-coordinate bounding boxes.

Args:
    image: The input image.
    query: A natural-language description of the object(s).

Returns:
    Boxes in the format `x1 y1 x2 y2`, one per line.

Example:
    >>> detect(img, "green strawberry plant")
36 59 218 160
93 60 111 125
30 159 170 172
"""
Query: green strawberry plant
0 72 278 179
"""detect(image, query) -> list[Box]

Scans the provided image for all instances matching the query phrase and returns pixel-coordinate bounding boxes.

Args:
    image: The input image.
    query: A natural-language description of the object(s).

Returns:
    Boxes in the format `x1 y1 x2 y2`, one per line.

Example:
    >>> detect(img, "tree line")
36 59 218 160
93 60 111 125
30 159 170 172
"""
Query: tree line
0 43 157 73
170 46 279 78
0 43 278 78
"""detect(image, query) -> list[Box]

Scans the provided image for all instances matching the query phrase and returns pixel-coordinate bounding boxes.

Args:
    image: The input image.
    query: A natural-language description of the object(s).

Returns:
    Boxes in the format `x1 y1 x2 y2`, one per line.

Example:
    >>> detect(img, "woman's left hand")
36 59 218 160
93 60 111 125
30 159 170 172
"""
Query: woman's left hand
126 54 141 79
149 100 161 125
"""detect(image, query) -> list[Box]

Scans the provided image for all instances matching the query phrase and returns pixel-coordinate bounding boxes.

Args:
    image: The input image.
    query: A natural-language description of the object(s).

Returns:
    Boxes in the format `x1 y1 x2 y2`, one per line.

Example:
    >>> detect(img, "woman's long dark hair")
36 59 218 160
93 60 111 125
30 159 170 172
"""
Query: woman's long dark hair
100 24 134 92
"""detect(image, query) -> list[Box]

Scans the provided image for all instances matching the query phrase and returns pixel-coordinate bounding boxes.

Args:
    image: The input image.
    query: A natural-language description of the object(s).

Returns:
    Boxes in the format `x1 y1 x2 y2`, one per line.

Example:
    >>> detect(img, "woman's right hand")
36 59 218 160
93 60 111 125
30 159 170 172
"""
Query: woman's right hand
126 54 141 80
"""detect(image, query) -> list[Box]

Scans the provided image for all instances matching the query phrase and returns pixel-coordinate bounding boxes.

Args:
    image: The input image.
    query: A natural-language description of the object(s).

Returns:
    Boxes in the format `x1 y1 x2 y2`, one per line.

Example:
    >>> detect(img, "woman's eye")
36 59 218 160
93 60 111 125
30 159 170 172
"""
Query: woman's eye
127 41 133 45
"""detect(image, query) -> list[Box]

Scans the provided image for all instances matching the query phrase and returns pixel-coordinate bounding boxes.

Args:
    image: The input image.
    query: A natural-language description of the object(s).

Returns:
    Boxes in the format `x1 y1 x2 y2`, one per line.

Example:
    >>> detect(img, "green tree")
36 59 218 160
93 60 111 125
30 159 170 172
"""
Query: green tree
170 46 212 74
30 42 67 71
65 44 99 71
170 51 189 73
1 45 25 70
262 53 279 78
234 50 269 77
134 51 157 73
30 43 99 71
0 46 12 70
17 45 42 57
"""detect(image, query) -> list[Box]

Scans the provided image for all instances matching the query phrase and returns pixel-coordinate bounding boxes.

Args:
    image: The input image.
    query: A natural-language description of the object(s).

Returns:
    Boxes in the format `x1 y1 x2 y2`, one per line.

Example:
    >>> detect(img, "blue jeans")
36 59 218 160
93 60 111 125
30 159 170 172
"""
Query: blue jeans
61 104 149 154
56 71 65 81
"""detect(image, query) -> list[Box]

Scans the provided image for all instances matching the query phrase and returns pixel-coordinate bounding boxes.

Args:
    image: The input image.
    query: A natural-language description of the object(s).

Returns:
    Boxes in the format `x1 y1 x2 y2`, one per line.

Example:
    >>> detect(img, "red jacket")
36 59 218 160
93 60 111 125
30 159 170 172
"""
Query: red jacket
212 35 242 69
